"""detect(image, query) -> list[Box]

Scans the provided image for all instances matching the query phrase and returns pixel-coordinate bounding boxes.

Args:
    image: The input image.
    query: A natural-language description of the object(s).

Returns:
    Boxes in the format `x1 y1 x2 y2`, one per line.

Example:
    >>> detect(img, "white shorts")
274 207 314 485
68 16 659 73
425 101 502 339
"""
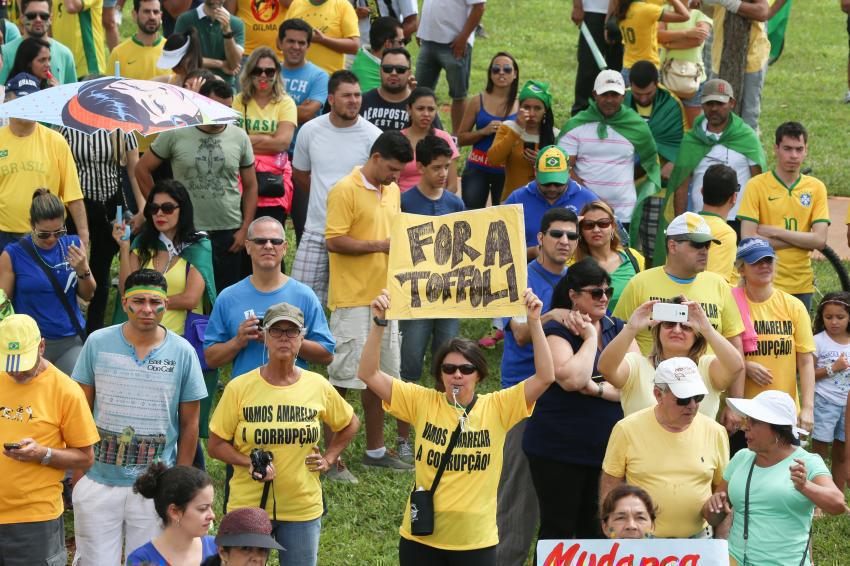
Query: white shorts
328 306 400 390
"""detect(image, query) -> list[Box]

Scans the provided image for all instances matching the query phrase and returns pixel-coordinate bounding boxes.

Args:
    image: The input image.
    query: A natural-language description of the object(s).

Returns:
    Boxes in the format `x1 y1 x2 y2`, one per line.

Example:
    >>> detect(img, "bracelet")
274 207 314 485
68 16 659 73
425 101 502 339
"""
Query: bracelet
222 31 234 39
373 316 388 327
827 364 836 377
41 447 52 466
76 270 92 280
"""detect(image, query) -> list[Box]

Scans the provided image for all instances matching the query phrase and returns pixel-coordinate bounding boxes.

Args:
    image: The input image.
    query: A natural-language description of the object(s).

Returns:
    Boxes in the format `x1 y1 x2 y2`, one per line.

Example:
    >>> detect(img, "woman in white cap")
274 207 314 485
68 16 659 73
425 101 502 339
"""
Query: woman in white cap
155 31 203 87
704 390 846 566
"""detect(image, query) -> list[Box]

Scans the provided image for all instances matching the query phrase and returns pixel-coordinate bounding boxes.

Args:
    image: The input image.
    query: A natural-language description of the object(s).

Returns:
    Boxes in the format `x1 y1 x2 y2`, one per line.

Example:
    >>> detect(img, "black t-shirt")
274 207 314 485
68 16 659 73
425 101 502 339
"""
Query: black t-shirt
359 89 444 132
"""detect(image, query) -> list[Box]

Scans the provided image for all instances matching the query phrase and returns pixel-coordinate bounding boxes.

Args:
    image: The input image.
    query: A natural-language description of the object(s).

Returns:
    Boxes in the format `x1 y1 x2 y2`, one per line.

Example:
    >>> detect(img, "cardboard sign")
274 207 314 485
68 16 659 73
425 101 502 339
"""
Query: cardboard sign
386 206 528 319
537 539 729 566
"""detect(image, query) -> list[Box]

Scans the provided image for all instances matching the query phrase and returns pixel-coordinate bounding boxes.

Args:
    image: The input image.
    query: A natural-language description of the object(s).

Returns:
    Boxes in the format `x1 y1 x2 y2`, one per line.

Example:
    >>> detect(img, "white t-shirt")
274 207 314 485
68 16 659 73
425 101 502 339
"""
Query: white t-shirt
583 0 609 14
688 122 757 219
813 331 850 406
418 0 485 46
558 122 637 222
292 114 382 234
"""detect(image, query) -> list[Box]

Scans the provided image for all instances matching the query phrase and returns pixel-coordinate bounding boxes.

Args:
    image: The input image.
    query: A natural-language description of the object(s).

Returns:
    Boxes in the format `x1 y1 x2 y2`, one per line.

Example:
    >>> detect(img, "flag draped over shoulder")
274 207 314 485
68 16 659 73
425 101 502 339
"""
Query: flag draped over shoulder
624 86 686 164
557 101 661 247
655 113 766 265
768 0 793 64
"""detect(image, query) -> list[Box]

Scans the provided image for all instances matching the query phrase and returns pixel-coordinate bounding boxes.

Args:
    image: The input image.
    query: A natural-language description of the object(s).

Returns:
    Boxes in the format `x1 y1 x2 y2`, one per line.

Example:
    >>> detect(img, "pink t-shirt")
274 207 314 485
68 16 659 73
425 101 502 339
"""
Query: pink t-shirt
398 128 460 192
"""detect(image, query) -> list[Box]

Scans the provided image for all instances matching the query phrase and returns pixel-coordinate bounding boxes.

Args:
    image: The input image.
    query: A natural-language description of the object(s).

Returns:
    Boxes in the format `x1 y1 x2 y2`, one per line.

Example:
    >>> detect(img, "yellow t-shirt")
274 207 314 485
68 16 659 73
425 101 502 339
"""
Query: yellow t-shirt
384 379 532 550
710 7 769 74
0 364 99 523
233 92 298 136
107 36 169 80
0 124 83 233
237 0 289 55
602 406 729 538
286 0 359 74
737 172 830 295
209 368 354 521
138 255 203 334
325 166 400 310
612 266 745 354
51 0 107 78
621 353 721 418
743 289 815 404
620 1 665 68
700 211 739 286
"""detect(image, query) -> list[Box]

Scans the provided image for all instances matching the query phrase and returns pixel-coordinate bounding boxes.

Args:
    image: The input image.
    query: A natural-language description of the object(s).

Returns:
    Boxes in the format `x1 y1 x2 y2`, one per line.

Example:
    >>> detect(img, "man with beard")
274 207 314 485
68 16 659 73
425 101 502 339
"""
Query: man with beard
108 0 170 80
0 0 77 84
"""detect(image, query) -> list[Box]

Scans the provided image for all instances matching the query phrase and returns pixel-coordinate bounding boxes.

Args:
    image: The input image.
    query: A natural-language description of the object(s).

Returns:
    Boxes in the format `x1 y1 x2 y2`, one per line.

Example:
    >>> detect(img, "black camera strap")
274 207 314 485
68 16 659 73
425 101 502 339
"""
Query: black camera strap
428 395 477 494
259 479 277 522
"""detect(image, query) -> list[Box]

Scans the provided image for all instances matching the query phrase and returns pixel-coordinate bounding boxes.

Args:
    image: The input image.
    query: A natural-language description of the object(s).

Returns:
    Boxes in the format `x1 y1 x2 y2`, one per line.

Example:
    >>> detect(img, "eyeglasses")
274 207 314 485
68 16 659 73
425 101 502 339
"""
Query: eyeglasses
251 67 277 78
381 64 409 74
578 287 614 300
580 218 613 231
267 326 303 339
490 64 514 74
248 237 285 246
675 394 705 406
33 227 67 239
546 229 579 241
25 11 50 20
660 321 694 331
145 202 180 215
440 363 477 375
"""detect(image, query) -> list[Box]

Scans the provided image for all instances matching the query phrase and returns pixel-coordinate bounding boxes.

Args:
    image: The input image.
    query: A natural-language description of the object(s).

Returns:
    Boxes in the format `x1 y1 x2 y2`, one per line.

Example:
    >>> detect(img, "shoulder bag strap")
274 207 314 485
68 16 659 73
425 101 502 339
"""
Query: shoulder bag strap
21 239 86 341
622 247 640 274
742 456 757 565
429 395 477 494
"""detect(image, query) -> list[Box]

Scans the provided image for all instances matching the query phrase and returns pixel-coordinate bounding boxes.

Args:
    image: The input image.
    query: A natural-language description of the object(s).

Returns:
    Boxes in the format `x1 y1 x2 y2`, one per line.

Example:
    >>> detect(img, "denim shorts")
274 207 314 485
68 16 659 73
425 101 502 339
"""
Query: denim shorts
680 80 705 108
415 40 472 100
812 394 846 443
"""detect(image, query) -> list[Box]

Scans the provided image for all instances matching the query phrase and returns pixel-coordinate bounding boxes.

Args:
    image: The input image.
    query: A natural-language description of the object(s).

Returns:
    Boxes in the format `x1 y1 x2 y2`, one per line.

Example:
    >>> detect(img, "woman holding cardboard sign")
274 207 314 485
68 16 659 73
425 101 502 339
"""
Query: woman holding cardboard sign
357 288 553 565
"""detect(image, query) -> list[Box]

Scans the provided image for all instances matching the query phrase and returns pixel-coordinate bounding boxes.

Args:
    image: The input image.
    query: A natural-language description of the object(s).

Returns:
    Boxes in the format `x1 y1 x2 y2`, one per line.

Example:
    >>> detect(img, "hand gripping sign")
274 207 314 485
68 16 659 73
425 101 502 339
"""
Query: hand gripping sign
537 539 729 566
386 205 528 319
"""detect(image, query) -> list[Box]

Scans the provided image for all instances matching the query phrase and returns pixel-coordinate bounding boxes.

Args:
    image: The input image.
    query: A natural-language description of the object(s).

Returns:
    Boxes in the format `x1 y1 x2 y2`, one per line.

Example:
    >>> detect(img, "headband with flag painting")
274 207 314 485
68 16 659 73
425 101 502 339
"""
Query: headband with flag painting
124 286 168 300
519 80 552 110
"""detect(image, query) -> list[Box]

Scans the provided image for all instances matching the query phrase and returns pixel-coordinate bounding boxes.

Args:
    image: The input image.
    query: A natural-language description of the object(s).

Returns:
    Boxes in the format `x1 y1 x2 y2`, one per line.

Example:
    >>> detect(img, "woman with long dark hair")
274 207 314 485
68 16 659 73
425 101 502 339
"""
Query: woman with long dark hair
397 87 459 193
9 37 56 88
156 30 204 86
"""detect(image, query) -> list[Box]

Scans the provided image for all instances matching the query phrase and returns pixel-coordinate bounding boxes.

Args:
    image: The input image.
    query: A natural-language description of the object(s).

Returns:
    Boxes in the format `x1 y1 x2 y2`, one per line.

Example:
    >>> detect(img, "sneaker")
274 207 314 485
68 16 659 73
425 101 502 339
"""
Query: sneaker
362 449 414 471
844 91 850 104
478 328 504 349
397 438 414 464
326 459 358 484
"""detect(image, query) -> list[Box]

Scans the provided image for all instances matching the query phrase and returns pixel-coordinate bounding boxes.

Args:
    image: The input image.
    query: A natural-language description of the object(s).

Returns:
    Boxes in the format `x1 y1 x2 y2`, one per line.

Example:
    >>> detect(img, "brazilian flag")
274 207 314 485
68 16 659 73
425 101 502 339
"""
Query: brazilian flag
768 0 793 65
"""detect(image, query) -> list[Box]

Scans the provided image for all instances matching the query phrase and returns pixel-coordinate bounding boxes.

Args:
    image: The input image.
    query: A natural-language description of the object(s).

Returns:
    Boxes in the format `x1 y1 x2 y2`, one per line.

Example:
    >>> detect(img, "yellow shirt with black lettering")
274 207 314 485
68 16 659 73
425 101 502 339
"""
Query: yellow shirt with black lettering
384 379 532 550
237 0 288 55
233 92 298 136
700 211 739 286
209 368 354 521
737 172 830 295
620 0 665 68
612 266 744 354
743 289 814 404
286 0 359 74
52 0 107 78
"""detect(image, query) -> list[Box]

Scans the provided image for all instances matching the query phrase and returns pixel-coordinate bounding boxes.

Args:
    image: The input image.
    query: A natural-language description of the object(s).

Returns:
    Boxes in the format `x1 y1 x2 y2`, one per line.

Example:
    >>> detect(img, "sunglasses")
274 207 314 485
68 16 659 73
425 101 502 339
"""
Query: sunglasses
547 229 579 241
33 227 67 239
579 287 614 300
248 237 285 246
580 218 613 231
251 67 277 78
381 64 409 74
685 240 712 249
490 64 514 74
25 11 50 20
440 363 477 375
267 326 303 339
145 202 179 215
675 394 705 406
660 321 694 331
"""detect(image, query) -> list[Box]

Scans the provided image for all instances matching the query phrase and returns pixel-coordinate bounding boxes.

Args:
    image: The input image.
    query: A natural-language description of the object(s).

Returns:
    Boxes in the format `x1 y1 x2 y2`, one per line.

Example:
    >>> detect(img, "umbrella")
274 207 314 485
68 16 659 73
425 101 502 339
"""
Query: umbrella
0 76 238 135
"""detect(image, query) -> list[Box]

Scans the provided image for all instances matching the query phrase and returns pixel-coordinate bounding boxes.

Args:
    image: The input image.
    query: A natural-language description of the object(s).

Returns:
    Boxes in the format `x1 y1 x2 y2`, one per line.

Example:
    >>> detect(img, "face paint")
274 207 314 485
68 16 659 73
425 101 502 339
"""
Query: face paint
124 285 168 301
155 305 166 313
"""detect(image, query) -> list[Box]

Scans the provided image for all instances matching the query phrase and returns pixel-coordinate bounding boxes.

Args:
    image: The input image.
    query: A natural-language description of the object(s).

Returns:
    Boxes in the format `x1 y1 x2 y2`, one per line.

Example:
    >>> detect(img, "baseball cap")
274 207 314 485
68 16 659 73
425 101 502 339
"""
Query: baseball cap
215 507 285 551
5 72 41 98
665 212 721 244
263 302 305 330
593 69 625 95
654 357 708 399
702 78 734 104
726 390 808 438
535 145 569 185
157 36 190 70
736 237 776 264
0 315 41 373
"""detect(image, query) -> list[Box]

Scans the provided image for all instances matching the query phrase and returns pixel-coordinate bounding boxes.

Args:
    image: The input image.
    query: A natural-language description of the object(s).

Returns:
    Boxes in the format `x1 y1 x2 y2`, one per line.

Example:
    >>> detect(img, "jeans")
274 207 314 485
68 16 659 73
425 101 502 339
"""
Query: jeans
270 517 321 566
740 64 767 131
399 318 460 381
793 293 813 312
0 516 65 565
415 40 473 100
621 66 631 86
572 11 624 115
44 336 84 375
208 229 244 293
461 167 505 209
526 455 602 541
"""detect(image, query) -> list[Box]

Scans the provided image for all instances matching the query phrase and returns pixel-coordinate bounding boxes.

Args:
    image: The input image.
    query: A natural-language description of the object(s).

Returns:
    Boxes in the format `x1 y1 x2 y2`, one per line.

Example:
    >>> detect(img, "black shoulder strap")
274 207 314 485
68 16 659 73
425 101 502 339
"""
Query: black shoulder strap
429 395 477 494
21 239 86 341
259 480 277 522
742 456 757 565
622 247 641 274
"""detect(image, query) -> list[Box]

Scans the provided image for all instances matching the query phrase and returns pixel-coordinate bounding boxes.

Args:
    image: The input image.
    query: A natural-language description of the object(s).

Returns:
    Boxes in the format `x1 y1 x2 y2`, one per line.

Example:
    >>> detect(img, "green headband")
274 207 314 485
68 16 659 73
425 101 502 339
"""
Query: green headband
519 80 552 110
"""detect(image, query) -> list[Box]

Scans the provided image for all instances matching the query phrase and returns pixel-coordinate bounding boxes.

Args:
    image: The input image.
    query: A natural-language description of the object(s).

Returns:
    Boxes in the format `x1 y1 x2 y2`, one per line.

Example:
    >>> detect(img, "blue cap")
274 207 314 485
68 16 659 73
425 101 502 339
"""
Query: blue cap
5 72 41 97
736 237 776 264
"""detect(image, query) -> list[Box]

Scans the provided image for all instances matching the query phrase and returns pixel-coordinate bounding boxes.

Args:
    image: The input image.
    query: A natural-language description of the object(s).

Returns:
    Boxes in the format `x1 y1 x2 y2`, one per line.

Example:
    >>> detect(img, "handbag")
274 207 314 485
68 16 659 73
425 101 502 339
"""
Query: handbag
22 239 86 342
409 396 477 536
242 101 286 198
181 262 211 371
661 58 702 99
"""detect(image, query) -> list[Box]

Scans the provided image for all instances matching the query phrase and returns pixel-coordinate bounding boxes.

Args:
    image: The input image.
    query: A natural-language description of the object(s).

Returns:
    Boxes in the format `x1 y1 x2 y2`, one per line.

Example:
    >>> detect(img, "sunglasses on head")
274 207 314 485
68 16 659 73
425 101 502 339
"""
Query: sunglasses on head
251 67 277 78
490 64 514 74
660 320 693 331
579 287 614 300
440 363 477 375
547 229 579 241
381 64 409 74
145 202 179 215
33 227 67 239
25 11 50 20
580 218 613 231
248 237 285 246
675 394 705 406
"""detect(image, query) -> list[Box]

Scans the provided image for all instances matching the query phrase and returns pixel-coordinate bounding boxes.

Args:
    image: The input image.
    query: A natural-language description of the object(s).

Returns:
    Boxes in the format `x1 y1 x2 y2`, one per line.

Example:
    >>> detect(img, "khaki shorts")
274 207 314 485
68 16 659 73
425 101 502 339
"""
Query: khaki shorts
328 306 400 390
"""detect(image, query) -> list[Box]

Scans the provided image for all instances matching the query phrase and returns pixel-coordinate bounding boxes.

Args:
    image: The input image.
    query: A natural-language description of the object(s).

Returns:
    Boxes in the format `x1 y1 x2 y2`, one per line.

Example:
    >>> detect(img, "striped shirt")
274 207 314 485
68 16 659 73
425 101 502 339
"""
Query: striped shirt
60 128 138 203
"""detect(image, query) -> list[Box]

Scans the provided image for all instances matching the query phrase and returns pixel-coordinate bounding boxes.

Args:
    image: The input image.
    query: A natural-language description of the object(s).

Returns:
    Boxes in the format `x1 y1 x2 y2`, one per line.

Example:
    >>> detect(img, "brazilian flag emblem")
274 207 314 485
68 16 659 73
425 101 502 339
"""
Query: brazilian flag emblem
7 341 20 351
545 156 560 168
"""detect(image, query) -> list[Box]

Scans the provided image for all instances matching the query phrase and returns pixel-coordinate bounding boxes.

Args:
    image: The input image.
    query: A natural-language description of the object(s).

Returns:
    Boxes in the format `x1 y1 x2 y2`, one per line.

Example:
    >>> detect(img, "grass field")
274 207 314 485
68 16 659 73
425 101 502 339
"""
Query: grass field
95 1 850 564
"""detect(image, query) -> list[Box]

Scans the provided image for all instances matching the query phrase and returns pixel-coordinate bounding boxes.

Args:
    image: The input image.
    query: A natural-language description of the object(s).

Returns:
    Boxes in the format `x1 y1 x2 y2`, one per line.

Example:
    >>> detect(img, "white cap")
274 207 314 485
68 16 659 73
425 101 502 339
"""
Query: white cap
726 390 808 438
593 69 625 95
157 40 190 70
654 357 708 399
665 212 721 244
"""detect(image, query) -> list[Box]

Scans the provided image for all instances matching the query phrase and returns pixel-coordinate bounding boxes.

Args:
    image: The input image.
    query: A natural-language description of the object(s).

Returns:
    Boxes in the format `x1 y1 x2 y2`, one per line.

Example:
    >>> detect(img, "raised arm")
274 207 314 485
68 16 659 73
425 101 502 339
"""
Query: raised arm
687 301 744 391
660 0 690 23
519 289 555 406
549 311 597 392
355 291 397 404
599 300 656 388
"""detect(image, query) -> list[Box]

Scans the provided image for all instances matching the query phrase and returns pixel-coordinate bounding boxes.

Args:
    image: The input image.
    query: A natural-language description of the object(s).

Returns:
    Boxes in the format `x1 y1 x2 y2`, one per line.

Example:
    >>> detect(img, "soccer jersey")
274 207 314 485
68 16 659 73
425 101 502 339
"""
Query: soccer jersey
700 211 739 286
285 0 359 74
236 0 288 55
107 36 169 80
620 0 664 68
51 0 107 78
737 172 829 295
234 93 298 135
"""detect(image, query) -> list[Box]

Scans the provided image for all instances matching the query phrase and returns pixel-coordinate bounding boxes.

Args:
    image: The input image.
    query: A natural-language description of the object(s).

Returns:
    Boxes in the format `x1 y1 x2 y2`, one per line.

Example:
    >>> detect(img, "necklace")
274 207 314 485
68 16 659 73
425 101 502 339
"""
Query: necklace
30 236 70 271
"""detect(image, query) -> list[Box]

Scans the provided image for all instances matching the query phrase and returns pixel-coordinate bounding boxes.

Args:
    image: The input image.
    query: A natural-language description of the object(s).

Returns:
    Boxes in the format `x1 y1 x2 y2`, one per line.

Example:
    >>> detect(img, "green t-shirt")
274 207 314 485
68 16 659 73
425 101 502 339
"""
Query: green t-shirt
174 7 245 86
0 36 78 84
662 9 712 82
350 47 381 93
725 447 829 566
150 125 254 231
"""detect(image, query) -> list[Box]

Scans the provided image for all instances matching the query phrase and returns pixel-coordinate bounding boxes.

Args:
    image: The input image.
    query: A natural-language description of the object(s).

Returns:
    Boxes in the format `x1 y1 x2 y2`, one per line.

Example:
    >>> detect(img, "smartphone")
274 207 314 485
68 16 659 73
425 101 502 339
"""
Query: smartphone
523 141 537 152
652 302 688 324
116 206 131 241
3 442 21 450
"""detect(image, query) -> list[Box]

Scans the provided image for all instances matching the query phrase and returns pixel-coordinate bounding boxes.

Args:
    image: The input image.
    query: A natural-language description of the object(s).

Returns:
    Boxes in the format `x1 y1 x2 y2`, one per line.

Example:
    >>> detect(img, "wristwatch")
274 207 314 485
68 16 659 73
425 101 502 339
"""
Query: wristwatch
222 31 234 39
41 447 52 466
373 316 388 327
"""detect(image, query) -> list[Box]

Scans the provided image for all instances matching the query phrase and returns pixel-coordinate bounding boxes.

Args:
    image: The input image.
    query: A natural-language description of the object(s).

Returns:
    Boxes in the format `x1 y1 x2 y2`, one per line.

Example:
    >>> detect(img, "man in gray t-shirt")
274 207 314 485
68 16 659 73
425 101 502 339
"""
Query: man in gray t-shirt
136 80 257 293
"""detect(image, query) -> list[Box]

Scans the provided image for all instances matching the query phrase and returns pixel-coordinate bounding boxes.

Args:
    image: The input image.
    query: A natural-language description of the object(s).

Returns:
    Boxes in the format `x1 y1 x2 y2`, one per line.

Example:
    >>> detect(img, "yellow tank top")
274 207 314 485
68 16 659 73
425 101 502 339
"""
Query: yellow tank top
141 255 203 334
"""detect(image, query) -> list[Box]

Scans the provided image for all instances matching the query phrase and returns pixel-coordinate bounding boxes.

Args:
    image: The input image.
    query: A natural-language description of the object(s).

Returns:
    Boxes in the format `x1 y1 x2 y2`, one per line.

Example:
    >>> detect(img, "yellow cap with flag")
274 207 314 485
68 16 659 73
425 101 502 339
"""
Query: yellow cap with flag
535 145 570 185
0 314 41 373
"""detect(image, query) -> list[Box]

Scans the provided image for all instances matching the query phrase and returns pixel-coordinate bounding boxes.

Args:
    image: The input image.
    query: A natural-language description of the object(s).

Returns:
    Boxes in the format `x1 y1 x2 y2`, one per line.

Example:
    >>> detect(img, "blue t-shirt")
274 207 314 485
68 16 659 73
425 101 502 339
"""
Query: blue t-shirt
503 180 600 247
282 61 329 153
72 325 208 486
127 535 218 565
523 316 625 466
5 235 84 339
204 276 334 376
400 186 465 216
501 260 566 388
